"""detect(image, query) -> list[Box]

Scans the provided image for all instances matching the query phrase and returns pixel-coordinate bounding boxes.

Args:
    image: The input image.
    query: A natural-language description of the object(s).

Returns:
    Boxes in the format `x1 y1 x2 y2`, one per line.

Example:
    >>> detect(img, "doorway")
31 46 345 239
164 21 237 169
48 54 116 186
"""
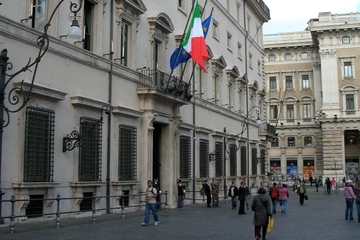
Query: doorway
153 123 162 184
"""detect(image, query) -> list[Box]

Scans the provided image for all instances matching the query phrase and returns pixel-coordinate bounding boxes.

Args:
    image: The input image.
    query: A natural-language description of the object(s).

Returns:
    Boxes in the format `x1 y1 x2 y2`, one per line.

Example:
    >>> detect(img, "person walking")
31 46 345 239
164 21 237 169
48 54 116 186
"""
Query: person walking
177 180 185 208
325 177 331 194
211 178 219 207
203 179 212 208
344 179 356 221
354 181 360 223
331 177 337 191
269 182 280 214
142 180 160 226
280 184 290 214
228 182 238 209
251 187 272 240
315 178 319 192
297 182 307 205
238 181 247 214
153 178 161 209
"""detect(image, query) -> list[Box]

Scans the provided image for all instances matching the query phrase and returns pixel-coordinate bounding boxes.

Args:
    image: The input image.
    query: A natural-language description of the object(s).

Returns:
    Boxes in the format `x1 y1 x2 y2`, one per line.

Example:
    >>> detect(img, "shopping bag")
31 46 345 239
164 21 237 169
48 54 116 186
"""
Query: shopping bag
267 216 274 233
304 194 308 200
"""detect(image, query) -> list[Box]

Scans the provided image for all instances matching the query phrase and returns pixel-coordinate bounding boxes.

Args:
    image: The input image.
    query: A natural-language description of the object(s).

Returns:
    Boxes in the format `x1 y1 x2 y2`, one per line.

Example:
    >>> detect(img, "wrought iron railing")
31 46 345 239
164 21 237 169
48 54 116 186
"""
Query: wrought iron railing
137 68 191 99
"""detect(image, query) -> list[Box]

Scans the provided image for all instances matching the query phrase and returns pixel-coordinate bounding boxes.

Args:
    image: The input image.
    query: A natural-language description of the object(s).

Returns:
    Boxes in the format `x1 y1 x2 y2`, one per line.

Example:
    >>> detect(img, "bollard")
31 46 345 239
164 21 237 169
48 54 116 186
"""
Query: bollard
121 192 125 219
165 191 168 212
56 194 61 228
10 195 15 234
92 193 96 223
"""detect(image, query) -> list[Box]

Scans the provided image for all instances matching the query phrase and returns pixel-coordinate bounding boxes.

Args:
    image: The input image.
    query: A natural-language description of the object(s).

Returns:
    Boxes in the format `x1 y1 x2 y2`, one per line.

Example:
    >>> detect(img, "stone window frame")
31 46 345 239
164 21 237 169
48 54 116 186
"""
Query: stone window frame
340 85 358 115
340 56 355 79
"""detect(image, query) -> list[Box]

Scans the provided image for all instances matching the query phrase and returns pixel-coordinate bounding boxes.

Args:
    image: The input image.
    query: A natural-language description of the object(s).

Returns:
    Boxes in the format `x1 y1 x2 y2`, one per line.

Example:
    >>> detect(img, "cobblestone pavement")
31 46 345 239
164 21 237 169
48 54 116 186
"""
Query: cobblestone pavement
0 186 359 240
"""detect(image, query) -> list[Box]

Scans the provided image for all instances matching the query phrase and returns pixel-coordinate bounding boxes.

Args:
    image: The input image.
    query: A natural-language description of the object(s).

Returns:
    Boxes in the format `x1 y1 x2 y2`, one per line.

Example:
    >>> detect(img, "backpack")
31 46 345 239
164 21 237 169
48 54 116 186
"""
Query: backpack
270 187 278 199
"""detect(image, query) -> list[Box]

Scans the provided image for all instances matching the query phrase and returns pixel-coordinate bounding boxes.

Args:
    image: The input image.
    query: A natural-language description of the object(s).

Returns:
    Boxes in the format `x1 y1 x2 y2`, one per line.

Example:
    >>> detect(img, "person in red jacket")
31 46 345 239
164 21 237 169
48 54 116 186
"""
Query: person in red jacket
269 182 280 214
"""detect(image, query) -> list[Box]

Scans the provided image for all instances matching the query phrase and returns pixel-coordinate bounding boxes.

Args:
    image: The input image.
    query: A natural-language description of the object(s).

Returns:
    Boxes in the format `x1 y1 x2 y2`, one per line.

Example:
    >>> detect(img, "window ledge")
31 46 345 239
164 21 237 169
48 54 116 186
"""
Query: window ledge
343 76 354 80
13 182 60 188
70 182 106 187
112 181 140 186
14 82 67 101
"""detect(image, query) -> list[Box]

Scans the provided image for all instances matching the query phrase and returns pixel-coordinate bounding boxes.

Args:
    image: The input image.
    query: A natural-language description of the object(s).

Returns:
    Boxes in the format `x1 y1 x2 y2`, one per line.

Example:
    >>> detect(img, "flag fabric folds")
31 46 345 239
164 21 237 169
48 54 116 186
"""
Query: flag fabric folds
170 1 211 72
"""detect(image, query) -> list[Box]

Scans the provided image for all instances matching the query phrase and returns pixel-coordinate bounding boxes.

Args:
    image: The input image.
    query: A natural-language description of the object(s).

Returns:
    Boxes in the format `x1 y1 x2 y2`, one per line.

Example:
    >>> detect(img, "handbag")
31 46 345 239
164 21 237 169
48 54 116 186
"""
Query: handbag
267 216 274 233
304 194 308 200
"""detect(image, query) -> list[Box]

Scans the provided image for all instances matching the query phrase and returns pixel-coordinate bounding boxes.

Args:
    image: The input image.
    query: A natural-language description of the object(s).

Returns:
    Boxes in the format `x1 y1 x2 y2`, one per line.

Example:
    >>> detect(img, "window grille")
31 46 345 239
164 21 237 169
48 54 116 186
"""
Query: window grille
229 144 237 176
79 117 102 181
120 20 129 66
119 125 137 181
26 195 44 218
271 138 279 147
120 190 130 207
269 76 277 90
288 137 295 147
215 142 224 177
199 139 209 178
240 146 246 176
24 106 55 182
251 148 257 175
180 136 191 178
304 137 312 146
80 192 93 211
260 149 265 175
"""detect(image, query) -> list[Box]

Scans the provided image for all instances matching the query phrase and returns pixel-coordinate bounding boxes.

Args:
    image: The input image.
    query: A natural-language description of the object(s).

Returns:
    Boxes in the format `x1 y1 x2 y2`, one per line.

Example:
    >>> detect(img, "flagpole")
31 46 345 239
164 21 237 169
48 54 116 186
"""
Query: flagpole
165 0 196 90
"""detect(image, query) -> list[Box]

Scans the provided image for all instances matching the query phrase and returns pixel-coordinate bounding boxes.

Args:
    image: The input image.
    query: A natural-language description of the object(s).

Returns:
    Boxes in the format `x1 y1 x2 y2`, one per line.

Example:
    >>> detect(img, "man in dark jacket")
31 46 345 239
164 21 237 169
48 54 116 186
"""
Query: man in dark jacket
238 181 247 214
228 182 238 209
202 179 212 208
251 187 272 240
177 180 185 208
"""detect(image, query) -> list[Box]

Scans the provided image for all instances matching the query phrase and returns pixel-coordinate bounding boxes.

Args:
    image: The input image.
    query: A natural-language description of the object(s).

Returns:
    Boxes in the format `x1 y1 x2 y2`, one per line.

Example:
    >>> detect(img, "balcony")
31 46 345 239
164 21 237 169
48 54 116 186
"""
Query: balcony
259 122 277 143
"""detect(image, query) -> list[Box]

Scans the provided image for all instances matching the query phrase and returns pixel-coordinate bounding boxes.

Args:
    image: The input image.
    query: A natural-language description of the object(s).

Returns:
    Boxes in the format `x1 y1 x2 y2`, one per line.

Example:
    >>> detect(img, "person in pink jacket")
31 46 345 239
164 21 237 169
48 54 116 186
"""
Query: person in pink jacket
279 184 290 214
344 180 356 220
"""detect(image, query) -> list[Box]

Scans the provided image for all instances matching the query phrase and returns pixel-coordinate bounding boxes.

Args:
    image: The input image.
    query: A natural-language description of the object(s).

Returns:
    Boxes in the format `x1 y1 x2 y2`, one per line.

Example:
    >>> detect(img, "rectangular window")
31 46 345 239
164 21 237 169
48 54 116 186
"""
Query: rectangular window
302 75 310 89
31 0 47 31
286 104 294 119
345 130 358 145
212 21 219 39
268 54 275 62
342 36 350 44
288 137 295 147
213 75 220 104
344 62 353 77
346 94 355 110
269 77 277 90
301 52 308 59
270 105 278 119
237 42 242 59
120 21 129 66
178 0 185 9
249 53 253 68
199 139 209 178
26 195 44 218
251 148 257 175
24 106 55 182
260 149 265 175
240 146 246 176
285 76 293 89
229 144 237 176
179 136 191 178
303 104 311 118
80 192 93 211
84 0 95 51
236 3 240 23
304 137 312 146
215 142 224 177
118 125 137 181
285 53 292 60
79 117 102 181
271 138 279 147
228 83 234 109
227 32 232 50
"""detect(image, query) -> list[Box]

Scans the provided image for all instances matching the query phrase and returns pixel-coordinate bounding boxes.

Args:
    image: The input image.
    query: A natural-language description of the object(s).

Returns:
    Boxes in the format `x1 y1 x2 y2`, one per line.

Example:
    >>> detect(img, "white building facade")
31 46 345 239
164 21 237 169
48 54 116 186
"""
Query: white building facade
0 0 271 222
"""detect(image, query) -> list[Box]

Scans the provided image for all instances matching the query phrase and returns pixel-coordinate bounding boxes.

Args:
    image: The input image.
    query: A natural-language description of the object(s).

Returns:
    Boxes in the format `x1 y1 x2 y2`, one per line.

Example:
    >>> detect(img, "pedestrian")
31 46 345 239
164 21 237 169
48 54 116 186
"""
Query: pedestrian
331 177 336 191
238 181 247 214
280 184 290 214
325 177 331 194
354 181 360 223
251 187 272 240
203 179 212 208
309 176 313 187
153 178 161 209
269 182 280 214
142 180 160 226
177 180 185 208
245 183 251 209
297 182 307 205
228 181 238 209
315 178 319 192
344 180 356 221
211 177 219 207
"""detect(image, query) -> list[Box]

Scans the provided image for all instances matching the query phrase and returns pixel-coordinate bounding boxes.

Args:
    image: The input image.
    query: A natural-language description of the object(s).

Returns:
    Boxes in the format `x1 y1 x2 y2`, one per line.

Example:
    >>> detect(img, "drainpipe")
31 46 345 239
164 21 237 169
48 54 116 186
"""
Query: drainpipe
192 68 196 203
106 0 114 214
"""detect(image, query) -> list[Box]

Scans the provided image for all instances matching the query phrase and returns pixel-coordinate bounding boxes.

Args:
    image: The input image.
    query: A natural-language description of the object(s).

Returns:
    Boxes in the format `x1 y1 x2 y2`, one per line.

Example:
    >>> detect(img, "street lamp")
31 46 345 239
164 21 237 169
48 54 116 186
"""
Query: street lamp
0 0 82 224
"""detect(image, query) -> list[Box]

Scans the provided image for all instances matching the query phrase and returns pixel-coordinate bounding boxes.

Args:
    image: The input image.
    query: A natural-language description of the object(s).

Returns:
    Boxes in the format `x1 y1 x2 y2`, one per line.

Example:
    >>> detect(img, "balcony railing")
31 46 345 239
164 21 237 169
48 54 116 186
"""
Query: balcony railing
137 68 191 99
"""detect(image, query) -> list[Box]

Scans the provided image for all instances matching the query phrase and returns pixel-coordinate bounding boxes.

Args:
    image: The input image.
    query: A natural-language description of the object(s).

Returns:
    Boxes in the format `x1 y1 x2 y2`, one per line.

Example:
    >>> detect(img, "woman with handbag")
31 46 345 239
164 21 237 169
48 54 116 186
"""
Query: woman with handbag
251 187 272 240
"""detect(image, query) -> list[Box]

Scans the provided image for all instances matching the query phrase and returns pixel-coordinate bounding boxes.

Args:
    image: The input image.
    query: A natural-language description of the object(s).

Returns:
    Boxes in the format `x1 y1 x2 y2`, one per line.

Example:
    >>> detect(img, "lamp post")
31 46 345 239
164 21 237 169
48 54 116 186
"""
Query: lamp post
0 0 82 223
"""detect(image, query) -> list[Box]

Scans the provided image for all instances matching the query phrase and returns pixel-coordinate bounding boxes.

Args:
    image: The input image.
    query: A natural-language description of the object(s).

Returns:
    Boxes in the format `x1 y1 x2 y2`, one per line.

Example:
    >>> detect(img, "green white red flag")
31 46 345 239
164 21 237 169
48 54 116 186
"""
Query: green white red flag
181 0 209 72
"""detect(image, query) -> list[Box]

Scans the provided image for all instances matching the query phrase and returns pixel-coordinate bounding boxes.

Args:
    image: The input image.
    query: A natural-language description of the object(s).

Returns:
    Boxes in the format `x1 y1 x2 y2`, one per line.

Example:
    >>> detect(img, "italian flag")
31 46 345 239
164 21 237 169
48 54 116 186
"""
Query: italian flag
181 0 209 72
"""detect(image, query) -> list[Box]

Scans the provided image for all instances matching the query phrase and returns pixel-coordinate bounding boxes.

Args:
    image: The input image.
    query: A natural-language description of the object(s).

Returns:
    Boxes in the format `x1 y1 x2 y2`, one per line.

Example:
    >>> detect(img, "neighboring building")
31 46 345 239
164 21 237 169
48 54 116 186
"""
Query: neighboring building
0 0 271 222
264 11 360 183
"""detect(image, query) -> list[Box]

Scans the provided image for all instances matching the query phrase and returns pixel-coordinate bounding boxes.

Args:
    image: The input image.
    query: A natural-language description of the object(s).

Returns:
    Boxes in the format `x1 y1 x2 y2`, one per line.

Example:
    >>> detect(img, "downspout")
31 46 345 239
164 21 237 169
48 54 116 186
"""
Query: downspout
106 0 114 214
243 0 250 187
192 69 196 203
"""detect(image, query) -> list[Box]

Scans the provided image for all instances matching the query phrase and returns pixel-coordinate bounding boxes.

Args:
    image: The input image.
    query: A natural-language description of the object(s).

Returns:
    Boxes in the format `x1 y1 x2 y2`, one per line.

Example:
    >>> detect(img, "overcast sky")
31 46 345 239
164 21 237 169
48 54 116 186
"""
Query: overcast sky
263 0 360 35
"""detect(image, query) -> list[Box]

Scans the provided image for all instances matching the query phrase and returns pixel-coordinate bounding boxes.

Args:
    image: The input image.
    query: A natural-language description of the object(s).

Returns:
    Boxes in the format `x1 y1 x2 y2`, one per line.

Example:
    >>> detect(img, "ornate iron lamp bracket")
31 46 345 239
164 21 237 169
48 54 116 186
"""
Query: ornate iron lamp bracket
63 130 81 152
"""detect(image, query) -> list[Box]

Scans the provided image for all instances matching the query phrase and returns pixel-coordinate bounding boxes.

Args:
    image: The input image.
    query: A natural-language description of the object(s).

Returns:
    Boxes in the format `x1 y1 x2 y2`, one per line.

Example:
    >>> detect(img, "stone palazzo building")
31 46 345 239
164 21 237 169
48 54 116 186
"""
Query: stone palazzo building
0 0 272 222
264 12 360 183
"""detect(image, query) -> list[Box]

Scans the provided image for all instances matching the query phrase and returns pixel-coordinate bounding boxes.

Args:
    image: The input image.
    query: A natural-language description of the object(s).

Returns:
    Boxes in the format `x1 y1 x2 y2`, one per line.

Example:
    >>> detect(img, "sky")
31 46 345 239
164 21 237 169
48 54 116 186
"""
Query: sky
263 0 360 35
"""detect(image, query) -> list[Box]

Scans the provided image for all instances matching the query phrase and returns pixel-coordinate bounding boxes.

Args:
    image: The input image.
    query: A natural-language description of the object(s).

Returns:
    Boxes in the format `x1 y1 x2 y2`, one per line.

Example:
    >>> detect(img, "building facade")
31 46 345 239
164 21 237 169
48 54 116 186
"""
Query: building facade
0 0 271 222
264 12 360 183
